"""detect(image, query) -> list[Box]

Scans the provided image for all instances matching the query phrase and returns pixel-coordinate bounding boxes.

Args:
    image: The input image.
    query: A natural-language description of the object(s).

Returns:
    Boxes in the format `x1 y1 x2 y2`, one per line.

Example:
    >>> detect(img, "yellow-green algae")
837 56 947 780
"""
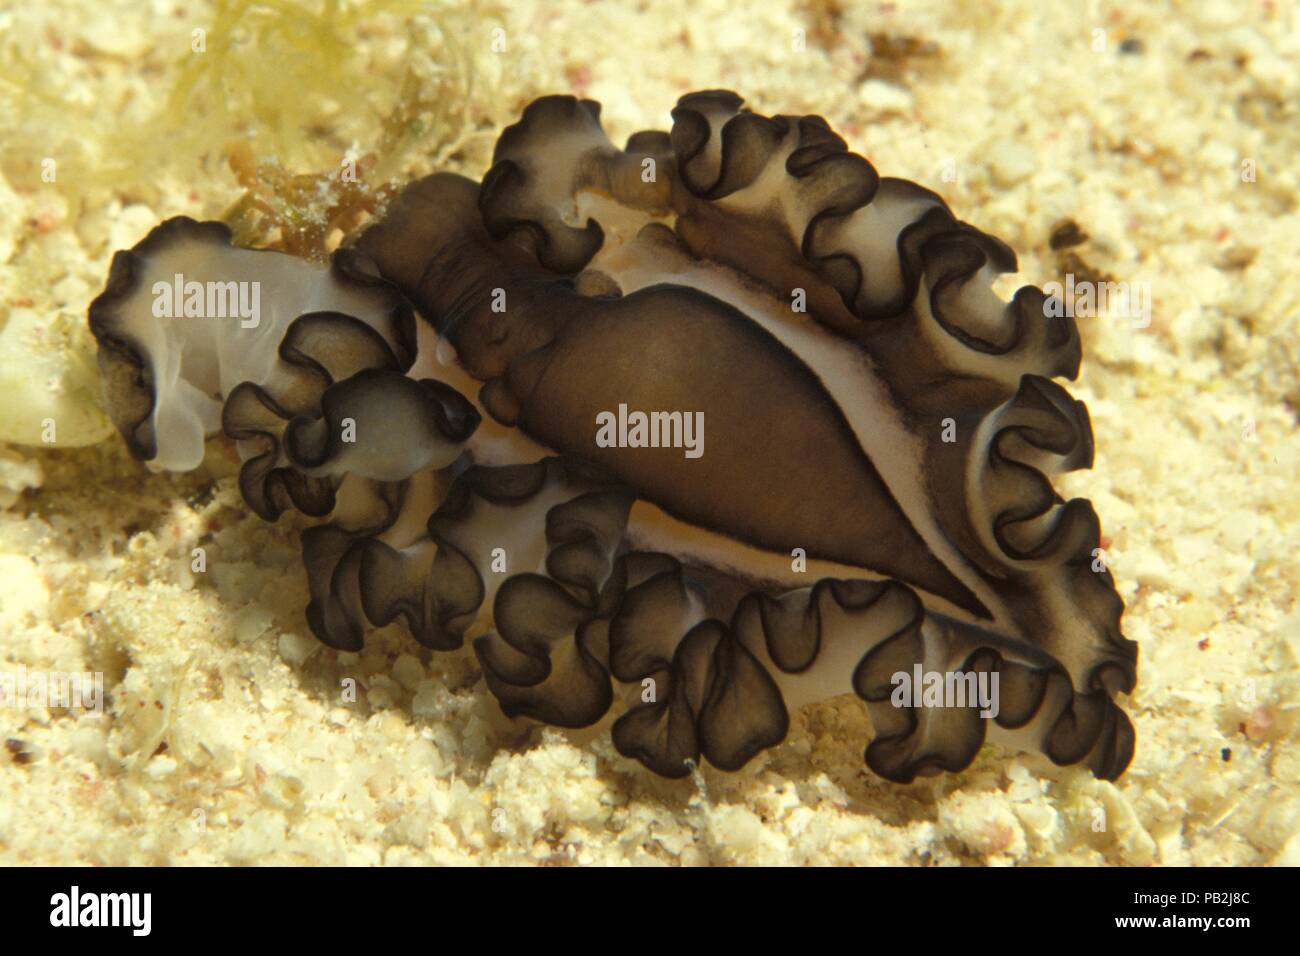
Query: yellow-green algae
0 0 505 446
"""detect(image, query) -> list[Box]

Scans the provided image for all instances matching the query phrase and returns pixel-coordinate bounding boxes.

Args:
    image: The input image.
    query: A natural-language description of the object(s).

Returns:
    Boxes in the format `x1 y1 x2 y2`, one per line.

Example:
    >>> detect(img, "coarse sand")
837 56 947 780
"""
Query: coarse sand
0 0 1296 865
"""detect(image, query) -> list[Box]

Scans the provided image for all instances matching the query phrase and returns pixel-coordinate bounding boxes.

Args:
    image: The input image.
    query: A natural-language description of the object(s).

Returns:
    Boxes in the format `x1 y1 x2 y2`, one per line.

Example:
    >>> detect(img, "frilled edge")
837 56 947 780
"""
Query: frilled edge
849 584 1134 783
664 93 1082 387
472 90 1081 406
88 218 234 461
961 374 1137 699
606 557 1133 782
87 216 417 468
288 449 1125 783
222 312 402 520
478 94 673 273
293 457 631 660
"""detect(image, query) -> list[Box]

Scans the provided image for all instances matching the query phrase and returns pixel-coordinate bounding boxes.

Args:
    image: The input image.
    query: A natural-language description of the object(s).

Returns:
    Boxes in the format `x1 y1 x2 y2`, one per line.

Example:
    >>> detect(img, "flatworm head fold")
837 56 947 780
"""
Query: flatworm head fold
89 91 1137 784
89 218 418 471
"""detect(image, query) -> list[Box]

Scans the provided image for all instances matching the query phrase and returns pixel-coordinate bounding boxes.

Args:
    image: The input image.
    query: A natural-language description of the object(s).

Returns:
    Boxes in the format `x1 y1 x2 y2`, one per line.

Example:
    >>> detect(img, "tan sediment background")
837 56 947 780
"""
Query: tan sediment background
1 0 1297 865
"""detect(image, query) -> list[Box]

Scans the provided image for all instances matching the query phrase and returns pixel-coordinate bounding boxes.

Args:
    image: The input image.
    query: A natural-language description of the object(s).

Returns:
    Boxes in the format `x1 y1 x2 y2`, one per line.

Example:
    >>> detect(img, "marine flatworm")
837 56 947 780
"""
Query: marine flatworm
88 90 1137 783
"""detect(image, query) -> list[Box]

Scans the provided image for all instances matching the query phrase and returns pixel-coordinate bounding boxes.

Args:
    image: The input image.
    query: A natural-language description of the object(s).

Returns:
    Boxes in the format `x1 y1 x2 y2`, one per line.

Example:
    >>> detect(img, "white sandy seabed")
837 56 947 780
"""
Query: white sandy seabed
0 0 1296 865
